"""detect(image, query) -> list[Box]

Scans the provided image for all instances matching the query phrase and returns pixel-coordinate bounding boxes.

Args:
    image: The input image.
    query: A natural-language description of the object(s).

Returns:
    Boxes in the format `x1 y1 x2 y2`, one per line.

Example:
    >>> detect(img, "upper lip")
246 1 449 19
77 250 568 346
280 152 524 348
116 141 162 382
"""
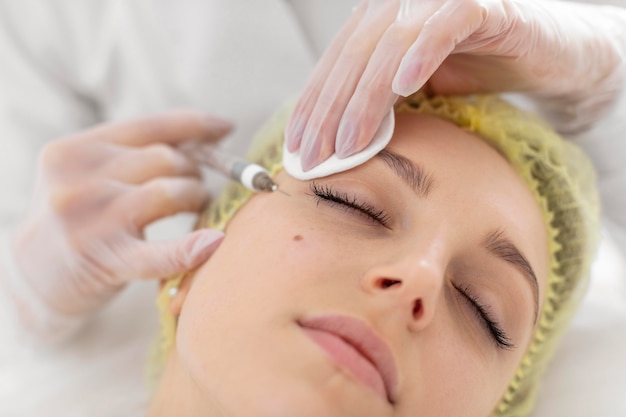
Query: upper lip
298 314 398 404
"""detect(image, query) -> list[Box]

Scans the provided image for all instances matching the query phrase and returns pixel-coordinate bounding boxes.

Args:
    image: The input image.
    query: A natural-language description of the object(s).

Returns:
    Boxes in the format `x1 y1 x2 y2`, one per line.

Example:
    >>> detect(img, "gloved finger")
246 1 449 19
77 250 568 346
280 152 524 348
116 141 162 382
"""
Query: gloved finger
37 139 121 181
298 1 399 170
284 1 368 153
335 4 440 158
127 229 225 279
79 110 234 147
392 1 486 97
114 177 210 229
99 144 201 184
49 179 124 221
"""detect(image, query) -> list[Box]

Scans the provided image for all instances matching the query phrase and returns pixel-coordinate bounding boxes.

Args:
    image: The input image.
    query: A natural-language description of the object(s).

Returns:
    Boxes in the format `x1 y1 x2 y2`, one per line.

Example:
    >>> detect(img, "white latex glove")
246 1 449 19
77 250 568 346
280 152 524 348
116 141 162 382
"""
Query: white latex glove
285 0 626 171
9 111 229 318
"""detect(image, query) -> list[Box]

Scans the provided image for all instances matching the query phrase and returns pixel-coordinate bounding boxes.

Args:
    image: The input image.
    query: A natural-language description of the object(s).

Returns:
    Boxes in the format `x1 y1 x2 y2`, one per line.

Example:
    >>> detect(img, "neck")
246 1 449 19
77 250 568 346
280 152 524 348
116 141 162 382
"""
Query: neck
147 350 227 417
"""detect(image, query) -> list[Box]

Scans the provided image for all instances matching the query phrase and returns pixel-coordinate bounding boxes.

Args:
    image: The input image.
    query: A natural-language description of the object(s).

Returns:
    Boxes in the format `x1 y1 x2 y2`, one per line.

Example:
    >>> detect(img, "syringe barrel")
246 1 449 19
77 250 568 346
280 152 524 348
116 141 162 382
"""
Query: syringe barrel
230 160 249 182
179 141 275 192
199 145 244 177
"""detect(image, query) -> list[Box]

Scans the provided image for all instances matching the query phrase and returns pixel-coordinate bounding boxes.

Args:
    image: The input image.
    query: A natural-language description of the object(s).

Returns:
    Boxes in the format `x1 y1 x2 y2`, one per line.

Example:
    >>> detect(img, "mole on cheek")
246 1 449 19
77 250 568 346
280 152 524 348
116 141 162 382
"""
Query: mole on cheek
293 235 303 241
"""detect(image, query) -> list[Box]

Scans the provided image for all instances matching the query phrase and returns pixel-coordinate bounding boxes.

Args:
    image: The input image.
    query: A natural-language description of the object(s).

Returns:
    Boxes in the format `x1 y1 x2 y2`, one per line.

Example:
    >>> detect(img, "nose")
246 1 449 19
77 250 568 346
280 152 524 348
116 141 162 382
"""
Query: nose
360 243 446 332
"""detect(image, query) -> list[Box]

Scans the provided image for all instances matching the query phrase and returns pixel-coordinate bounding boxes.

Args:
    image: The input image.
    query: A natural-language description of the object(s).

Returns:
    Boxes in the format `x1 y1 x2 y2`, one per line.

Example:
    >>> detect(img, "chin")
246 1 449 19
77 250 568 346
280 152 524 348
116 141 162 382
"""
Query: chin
217 373 391 417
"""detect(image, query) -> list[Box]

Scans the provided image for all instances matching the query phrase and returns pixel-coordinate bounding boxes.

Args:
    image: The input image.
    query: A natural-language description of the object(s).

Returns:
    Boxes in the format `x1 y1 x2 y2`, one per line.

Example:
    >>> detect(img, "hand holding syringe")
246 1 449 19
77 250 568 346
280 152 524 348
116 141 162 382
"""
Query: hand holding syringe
8 111 230 324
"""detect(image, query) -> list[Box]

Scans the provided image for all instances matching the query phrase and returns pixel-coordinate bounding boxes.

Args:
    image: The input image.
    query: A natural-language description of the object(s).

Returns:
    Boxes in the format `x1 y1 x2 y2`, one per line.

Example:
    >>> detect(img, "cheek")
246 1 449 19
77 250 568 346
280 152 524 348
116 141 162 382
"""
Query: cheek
397 310 515 416
179 200 341 325
402 346 504 416
225 204 349 275
173 205 365 408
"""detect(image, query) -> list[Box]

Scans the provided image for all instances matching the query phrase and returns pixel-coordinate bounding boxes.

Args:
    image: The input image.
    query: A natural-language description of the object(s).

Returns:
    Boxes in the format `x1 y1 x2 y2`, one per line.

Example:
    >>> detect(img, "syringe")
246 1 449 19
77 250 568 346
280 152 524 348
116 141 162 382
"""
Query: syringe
179 142 279 193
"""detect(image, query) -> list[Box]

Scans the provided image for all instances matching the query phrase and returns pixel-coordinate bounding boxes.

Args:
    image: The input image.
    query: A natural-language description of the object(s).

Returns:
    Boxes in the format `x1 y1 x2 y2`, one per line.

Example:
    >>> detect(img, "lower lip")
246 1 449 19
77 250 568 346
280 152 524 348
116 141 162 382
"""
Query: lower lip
302 327 387 400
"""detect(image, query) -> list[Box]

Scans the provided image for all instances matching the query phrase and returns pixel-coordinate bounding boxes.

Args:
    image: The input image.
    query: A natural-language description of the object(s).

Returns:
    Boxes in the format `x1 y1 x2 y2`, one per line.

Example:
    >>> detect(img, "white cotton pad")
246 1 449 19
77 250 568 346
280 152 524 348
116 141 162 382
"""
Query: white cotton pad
283 109 395 180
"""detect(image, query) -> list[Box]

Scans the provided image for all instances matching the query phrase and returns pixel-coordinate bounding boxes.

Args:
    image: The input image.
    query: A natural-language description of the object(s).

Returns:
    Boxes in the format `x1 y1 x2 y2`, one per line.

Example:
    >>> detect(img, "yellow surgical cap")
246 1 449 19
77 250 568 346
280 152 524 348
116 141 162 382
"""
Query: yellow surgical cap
154 93 600 417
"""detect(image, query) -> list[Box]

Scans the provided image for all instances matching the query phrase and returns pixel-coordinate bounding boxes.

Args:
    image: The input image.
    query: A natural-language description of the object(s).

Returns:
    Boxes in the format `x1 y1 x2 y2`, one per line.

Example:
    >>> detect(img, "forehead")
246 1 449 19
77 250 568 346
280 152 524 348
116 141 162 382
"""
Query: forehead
390 113 515 177
388 113 536 207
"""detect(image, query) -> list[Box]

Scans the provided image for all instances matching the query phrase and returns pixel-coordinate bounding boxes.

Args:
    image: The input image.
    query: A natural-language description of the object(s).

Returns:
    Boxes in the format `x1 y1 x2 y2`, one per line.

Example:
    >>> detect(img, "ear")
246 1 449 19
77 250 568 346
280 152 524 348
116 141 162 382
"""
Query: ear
168 272 197 316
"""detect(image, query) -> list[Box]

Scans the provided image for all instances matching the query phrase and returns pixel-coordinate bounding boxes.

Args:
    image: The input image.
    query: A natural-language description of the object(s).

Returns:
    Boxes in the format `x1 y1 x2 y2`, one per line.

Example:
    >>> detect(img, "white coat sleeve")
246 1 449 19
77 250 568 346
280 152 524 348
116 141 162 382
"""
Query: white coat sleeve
563 3 626 258
0 0 188 346
0 0 190 229
0 1 104 348
569 76 626 258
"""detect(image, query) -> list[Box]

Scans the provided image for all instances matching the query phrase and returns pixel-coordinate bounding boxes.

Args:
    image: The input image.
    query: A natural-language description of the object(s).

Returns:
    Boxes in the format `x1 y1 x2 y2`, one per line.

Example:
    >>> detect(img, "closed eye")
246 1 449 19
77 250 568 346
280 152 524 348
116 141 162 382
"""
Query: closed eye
308 182 391 228
452 282 515 350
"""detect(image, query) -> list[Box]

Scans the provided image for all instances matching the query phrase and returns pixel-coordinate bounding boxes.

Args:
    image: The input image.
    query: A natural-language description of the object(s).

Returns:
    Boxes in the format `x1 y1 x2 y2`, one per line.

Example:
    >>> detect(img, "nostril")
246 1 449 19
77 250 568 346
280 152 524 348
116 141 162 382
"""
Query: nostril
379 278 401 289
412 299 423 320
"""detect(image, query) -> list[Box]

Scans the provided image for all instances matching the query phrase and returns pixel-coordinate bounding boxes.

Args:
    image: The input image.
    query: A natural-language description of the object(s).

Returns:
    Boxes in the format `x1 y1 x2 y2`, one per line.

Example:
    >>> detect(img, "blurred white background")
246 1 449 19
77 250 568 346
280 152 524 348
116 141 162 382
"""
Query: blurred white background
0 1 624 416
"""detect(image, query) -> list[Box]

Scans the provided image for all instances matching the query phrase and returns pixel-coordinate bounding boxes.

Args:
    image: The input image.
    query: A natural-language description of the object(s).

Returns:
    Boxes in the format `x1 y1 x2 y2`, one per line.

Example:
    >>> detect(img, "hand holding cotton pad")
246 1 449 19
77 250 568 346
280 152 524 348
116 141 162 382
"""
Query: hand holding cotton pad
283 110 395 180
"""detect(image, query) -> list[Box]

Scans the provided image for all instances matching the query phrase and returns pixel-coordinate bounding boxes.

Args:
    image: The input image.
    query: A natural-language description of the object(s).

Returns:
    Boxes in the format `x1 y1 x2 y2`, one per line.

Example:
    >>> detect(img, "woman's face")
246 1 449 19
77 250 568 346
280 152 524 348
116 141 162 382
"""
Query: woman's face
173 113 548 417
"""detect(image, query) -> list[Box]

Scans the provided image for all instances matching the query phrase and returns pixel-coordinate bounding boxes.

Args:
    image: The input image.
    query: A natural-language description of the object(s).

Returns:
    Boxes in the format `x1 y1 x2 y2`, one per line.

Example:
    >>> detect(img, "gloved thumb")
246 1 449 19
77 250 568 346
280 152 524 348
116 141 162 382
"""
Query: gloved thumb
132 229 225 279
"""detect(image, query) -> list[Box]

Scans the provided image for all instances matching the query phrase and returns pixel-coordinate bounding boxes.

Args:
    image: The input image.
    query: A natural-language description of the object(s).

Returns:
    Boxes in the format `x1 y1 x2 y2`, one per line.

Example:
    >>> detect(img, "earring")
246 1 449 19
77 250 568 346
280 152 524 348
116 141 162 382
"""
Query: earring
168 286 179 298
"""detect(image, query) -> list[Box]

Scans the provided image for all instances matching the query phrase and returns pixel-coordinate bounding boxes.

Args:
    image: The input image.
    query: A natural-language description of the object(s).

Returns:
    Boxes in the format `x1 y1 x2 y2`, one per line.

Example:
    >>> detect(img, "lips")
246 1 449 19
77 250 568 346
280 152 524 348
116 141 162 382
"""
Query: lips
299 315 398 404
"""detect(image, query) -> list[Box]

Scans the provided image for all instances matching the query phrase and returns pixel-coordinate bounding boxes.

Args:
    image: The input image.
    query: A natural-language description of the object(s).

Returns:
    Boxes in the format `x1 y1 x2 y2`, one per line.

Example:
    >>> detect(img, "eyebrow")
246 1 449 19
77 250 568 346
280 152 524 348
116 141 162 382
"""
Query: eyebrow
376 150 435 198
375 149 539 324
483 230 540 325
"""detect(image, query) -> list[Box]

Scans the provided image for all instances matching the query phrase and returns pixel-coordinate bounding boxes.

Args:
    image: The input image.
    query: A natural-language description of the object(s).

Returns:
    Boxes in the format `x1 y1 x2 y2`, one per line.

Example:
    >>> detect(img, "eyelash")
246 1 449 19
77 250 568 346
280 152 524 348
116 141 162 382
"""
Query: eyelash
309 182 512 350
309 182 391 228
453 283 515 350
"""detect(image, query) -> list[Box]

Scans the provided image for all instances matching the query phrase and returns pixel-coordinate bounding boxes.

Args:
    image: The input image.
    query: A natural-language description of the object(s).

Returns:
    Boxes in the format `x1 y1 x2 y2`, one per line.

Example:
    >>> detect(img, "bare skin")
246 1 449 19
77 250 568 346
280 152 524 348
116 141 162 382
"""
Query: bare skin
148 113 548 417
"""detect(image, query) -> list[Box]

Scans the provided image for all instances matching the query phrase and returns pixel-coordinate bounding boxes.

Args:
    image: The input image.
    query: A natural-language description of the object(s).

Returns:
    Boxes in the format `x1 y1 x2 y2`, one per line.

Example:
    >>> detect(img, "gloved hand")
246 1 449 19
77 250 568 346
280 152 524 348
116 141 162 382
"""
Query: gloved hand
285 0 626 171
10 111 229 317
